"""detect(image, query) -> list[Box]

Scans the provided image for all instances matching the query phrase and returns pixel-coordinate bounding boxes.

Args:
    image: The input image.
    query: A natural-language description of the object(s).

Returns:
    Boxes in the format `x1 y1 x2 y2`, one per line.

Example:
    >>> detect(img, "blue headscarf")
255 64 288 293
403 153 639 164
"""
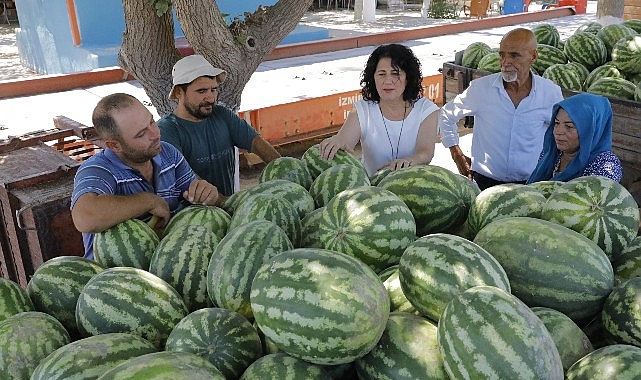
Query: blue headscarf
527 93 613 183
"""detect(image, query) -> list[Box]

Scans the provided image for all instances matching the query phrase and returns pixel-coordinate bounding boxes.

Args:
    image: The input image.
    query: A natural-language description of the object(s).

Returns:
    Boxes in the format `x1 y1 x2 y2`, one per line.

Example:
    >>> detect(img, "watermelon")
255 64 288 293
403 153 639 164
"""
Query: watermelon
584 63 625 90
623 19 641 34
369 167 392 186
309 163 370 208
533 23 561 47
0 278 33 322
461 41 492 69
587 76 639 101
541 176 640 260
228 192 302 247
259 156 313 190
377 165 477 237
355 312 448 379
379 265 418 314
601 276 641 346
566 344 641 379
566 61 590 89
0 311 71 380
31 333 157 380
612 236 641 285
207 220 294 320
163 204 230 240
531 306 594 371
543 63 584 91
466 183 546 238
611 35 641 75
399 233 510 323
165 308 263 380
250 247 390 365
575 21 602 35
315 185 416 273
301 143 365 179
528 179 564 198
240 353 331 380
97 351 226 379
149 225 218 311
533 44 567 76
76 266 188 349
300 206 325 248
93 218 159 269
596 23 637 58
564 32 608 71
26 256 103 338
473 217 614 322
221 187 250 215
437 285 563 380
226 179 315 219
477 51 500 73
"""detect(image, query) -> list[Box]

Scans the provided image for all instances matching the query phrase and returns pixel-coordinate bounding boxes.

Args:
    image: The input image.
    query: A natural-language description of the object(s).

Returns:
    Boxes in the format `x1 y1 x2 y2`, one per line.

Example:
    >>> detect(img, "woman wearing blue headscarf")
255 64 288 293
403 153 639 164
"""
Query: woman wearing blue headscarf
527 93 622 184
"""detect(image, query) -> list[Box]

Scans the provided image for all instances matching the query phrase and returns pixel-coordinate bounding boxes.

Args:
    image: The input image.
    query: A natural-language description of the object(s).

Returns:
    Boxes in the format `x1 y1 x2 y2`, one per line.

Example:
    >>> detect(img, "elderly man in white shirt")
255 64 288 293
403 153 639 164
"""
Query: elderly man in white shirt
439 28 563 190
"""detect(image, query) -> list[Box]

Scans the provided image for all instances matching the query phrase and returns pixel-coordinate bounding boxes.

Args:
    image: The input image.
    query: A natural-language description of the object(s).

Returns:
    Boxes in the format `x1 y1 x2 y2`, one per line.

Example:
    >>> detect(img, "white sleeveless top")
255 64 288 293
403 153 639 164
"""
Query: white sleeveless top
356 97 439 176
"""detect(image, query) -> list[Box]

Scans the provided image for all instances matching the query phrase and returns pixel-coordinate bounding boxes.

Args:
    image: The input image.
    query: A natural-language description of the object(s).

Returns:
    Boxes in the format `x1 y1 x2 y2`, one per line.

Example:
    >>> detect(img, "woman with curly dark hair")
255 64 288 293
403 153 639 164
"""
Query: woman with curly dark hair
319 43 439 177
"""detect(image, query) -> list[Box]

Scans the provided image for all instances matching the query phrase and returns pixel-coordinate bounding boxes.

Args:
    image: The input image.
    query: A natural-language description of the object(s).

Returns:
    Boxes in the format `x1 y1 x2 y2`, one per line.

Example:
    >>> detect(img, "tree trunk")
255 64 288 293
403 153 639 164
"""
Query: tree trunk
120 0 313 115
597 0 624 19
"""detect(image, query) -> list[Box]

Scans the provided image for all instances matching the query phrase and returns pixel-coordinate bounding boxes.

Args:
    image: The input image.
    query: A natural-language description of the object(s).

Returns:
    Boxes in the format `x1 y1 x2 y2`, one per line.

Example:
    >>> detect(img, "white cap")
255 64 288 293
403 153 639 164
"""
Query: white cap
168 55 227 100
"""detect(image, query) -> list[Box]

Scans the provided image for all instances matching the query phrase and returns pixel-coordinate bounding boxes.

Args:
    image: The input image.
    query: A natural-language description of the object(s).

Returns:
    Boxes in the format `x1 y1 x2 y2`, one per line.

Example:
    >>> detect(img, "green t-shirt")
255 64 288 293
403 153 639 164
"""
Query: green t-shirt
158 105 258 196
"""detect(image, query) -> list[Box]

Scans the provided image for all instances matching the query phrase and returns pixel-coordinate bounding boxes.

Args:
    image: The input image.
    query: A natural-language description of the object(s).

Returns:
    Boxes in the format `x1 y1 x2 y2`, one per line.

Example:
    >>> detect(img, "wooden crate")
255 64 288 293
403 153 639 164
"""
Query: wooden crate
624 0 641 20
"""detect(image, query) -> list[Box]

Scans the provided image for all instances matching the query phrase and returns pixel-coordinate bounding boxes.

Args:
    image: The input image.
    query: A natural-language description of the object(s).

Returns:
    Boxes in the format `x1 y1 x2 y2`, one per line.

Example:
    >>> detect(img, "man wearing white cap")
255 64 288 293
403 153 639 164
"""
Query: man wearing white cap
157 54 281 197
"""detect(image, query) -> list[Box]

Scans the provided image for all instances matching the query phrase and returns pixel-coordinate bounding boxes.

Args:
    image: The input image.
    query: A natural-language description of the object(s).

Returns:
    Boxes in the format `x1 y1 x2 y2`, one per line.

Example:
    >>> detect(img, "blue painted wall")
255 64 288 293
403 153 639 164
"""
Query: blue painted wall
14 0 328 75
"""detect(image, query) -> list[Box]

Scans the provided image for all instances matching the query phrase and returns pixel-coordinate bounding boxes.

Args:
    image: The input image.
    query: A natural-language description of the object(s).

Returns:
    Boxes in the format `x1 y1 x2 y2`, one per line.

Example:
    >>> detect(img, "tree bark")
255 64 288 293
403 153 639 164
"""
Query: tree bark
120 0 313 116
597 0 624 19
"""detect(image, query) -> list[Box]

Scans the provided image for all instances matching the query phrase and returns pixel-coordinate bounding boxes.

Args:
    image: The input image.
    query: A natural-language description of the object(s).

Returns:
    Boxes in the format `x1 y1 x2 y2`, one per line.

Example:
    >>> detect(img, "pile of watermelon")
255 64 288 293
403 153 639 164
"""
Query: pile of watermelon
461 19 641 102
2 146 641 378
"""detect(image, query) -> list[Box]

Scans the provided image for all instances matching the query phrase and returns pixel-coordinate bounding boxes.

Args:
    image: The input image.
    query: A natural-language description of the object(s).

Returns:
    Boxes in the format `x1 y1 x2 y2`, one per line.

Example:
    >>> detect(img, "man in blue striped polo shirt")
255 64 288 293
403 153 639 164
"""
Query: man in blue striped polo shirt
71 93 221 259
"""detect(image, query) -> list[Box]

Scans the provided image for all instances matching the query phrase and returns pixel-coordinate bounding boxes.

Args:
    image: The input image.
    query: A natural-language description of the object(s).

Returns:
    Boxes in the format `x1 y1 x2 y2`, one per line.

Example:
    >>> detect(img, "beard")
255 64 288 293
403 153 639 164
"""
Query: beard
185 101 214 120
501 70 518 83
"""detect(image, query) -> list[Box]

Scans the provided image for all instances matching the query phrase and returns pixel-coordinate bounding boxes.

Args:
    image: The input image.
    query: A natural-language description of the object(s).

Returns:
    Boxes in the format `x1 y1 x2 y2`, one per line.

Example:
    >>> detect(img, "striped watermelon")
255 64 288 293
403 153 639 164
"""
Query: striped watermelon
612 236 641 285
0 311 71 380
564 32 608 71
0 278 33 322
163 205 230 240
461 41 492 69
531 306 594 371
300 206 325 248
611 35 641 75
575 21 602 35
149 225 218 311
75 267 188 349
377 165 477 237
26 256 103 338
623 19 641 33
533 44 567 75
309 163 370 208
566 61 590 89
587 76 639 101
207 220 294 320
601 276 641 346
301 143 365 179
165 308 263 380
240 353 331 380
227 179 315 219
437 285 563 380
31 333 157 380
399 233 510 322
467 183 546 238
533 23 560 47
543 63 584 91
221 187 249 215
473 217 614 322
596 23 637 58
93 218 159 269
529 179 564 198
369 167 392 186
315 186 416 273
228 192 302 247
259 156 313 190
380 265 418 314
250 248 390 365
355 312 448 379
584 63 625 90
541 176 640 260
477 51 500 73
566 344 641 379
97 351 225 379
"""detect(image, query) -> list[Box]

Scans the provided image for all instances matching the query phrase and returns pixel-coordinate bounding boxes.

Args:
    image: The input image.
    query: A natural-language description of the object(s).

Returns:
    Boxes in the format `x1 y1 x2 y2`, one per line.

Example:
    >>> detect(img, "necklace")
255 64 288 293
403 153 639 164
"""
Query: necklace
379 103 407 160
